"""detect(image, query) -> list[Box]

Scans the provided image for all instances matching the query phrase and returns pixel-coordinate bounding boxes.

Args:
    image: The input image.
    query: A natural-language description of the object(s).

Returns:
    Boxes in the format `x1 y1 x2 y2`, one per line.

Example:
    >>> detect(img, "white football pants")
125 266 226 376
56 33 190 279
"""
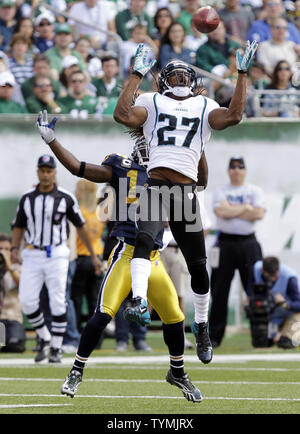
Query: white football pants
19 245 70 316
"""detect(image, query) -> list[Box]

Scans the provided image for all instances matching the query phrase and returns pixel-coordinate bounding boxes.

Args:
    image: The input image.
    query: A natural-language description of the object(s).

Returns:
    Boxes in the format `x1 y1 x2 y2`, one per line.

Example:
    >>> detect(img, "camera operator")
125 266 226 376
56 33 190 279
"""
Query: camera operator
0 233 26 353
246 256 300 349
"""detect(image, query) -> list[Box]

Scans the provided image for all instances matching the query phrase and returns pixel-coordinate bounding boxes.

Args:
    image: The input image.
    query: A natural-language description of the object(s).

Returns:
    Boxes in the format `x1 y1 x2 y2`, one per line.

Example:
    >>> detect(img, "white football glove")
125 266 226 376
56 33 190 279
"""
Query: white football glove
36 110 58 144
236 40 258 72
133 43 157 77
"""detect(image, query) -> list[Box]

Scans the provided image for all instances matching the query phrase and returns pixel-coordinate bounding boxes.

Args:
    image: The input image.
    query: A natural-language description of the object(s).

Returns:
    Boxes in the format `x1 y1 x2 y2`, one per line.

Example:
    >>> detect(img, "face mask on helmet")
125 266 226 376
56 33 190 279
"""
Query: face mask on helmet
158 61 196 97
132 137 149 168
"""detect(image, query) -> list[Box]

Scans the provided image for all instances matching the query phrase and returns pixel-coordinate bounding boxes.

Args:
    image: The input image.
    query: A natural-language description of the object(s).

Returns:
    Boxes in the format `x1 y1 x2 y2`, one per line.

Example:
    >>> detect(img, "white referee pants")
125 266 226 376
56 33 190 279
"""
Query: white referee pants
19 245 70 316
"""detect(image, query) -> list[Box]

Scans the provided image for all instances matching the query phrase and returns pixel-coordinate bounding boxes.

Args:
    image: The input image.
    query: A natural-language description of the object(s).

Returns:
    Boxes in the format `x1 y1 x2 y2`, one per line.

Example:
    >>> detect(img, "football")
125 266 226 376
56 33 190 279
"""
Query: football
191 6 220 34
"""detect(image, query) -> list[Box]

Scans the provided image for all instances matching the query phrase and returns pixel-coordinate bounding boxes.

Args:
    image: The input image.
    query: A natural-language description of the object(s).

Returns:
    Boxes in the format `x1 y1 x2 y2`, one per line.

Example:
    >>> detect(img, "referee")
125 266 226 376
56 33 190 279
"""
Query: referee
11 154 102 363
209 157 266 347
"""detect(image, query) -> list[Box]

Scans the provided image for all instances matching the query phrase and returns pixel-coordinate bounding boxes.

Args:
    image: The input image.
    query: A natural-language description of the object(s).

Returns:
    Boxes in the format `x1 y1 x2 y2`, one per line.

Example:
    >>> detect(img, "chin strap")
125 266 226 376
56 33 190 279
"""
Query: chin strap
162 86 193 97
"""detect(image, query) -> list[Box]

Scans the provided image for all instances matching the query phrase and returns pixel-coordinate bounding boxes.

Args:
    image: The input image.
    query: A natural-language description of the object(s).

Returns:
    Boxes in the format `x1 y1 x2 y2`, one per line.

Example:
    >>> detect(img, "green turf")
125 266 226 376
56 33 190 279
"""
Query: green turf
1 330 300 414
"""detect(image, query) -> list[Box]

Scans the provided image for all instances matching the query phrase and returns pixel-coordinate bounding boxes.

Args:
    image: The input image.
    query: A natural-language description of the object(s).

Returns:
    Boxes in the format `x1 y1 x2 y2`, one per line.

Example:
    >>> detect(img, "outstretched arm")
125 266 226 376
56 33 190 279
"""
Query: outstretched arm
208 41 258 131
36 110 112 183
113 74 148 127
47 139 112 183
114 43 156 127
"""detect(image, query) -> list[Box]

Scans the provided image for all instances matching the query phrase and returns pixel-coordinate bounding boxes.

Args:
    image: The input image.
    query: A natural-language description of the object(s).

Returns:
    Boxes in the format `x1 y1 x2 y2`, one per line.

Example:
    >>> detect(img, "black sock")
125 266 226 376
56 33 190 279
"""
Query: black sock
72 311 111 374
163 321 185 378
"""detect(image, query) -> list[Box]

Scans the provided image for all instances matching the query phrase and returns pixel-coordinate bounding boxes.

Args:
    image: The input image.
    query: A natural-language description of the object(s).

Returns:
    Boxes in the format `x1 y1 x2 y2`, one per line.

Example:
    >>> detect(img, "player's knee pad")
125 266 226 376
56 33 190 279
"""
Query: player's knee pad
188 259 209 295
133 232 155 260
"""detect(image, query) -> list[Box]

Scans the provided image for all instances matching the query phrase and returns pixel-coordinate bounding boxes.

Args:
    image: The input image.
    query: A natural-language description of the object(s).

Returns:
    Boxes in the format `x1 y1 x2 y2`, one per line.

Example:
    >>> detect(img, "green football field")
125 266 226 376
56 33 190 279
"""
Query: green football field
1 331 300 416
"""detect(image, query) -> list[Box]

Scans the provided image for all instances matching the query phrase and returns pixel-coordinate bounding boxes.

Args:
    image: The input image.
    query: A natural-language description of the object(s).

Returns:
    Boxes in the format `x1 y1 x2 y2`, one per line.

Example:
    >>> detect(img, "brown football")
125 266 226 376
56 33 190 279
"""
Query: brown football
192 6 220 34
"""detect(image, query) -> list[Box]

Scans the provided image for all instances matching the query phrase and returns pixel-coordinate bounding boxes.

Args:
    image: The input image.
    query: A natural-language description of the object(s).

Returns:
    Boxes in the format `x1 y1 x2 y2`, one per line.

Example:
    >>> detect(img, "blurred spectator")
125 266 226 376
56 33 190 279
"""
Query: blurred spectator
247 0 300 44
58 70 99 117
176 0 201 36
122 23 158 76
151 7 174 49
68 0 115 49
287 0 300 31
0 0 17 53
71 179 105 332
21 53 63 101
195 21 241 75
240 0 263 18
261 60 300 117
0 233 26 353
0 49 8 70
75 35 102 78
248 60 270 89
0 70 27 112
256 17 300 75
62 222 81 354
114 0 153 41
209 157 265 347
160 222 194 350
92 55 121 97
8 33 33 84
45 22 85 80
218 0 255 45
246 256 300 349
245 61 270 116
14 17 38 56
185 24 208 58
25 75 63 114
34 11 56 53
159 22 193 68
214 48 239 107
59 54 81 91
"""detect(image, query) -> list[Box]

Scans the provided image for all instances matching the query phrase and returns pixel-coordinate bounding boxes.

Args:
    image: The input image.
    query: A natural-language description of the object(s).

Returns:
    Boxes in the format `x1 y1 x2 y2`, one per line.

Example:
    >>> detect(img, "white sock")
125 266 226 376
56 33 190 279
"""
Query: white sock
193 291 210 323
51 335 63 350
36 325 51 342
131 258 152 300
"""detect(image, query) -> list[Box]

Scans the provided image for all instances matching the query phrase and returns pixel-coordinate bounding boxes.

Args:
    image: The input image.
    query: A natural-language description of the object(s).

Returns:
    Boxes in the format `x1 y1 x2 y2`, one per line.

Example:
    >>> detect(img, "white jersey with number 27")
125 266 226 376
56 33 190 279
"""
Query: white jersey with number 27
134 92 220 182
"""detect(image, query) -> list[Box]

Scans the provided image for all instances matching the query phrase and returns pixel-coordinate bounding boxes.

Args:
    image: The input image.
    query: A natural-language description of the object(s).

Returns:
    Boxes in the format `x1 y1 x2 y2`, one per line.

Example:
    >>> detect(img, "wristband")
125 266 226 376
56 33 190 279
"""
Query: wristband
238 70 248 74
77 161 86 178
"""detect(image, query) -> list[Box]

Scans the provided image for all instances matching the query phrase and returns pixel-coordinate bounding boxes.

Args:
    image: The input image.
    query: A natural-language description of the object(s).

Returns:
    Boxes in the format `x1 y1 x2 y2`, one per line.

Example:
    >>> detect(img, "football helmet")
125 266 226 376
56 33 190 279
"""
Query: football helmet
158 60 197 96
131 136 149 168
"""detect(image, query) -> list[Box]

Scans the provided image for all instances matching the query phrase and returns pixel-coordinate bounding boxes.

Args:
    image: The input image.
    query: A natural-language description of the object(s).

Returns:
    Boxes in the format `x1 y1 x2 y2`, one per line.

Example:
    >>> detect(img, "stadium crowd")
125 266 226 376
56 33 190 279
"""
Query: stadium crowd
0 0 300 117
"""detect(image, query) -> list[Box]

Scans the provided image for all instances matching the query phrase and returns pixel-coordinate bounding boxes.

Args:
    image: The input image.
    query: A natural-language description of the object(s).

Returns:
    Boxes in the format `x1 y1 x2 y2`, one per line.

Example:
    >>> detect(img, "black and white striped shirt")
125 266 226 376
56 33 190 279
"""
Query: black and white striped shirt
13 185 85 247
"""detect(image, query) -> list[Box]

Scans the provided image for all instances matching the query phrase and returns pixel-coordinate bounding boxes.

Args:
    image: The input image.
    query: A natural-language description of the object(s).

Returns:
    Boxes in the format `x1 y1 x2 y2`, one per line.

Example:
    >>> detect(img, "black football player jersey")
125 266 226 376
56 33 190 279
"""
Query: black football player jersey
102 153 163 248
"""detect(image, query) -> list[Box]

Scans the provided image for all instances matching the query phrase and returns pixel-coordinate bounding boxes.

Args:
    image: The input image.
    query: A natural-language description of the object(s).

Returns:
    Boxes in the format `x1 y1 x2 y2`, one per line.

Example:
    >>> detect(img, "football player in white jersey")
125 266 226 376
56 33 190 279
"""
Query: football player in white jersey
114 40 258 364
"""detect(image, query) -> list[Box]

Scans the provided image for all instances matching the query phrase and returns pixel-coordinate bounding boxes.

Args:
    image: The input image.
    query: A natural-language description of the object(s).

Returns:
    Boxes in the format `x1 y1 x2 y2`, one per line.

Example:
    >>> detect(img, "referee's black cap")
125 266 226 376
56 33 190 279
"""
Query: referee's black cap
37 154 56 168
228 157 246 168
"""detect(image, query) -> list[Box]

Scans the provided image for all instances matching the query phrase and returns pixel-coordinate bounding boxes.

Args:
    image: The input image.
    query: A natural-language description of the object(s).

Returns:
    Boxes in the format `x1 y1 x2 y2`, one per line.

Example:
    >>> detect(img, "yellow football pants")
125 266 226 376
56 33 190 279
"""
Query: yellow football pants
97 241 185 324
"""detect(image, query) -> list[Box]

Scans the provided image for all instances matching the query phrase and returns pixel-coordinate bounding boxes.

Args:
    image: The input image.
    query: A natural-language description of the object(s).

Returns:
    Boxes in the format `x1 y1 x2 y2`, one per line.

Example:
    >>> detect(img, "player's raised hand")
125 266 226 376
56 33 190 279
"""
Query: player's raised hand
236 40 258 73
133 43 157 77
36 110 58 144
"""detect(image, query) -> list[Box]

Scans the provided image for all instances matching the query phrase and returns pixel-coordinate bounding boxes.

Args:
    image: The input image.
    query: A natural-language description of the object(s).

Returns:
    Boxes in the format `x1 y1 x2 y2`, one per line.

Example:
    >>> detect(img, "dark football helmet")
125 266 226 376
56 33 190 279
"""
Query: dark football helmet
158 60 197 95
132 136 149 168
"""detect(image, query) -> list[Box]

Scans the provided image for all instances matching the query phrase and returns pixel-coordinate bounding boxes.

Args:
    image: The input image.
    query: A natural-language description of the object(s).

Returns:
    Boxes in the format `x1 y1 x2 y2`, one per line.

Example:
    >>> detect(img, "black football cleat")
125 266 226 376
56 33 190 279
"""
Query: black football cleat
61 370 82 398
123 296 151 326
191 321 213 364
34 339 50 363
166 369 202 403
48 347 62 363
